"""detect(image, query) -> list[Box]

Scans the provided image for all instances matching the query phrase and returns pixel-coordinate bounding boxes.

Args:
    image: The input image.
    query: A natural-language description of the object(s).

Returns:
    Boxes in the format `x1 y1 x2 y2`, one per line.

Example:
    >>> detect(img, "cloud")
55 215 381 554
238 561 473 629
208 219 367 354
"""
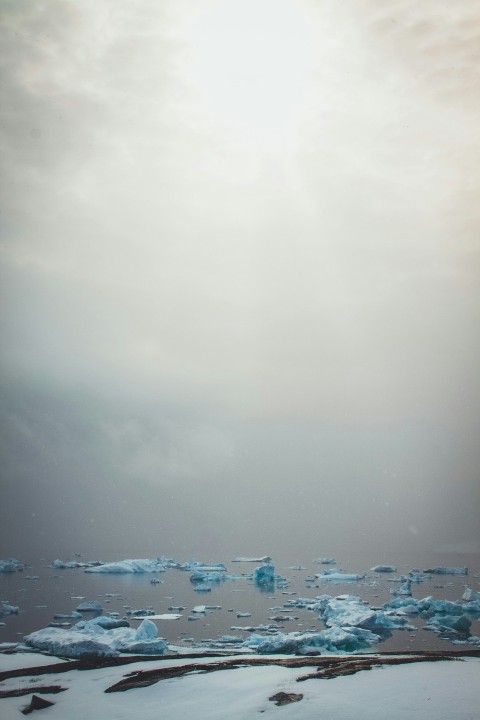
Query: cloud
0 0 478 430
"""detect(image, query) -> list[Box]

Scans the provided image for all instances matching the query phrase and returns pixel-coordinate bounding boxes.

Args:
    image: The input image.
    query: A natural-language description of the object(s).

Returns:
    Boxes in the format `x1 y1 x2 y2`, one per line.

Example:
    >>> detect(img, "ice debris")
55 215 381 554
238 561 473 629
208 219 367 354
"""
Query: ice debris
463 587 480 602
25 618 168 658
0 602 19 616
190 570 226 584
244 626 381 654
313 558 336 565
0 558 24 572
390 578 412 596
424 566 468 575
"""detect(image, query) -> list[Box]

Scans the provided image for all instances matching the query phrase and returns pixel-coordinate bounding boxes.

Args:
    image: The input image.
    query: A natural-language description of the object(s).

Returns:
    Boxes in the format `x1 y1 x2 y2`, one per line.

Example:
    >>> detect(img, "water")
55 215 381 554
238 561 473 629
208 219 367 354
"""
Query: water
2 549 479 653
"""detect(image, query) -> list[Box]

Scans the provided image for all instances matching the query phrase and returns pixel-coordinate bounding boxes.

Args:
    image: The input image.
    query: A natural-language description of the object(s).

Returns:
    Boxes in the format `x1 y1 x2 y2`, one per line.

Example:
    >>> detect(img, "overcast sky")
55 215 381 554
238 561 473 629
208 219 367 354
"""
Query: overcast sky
1 0 479 561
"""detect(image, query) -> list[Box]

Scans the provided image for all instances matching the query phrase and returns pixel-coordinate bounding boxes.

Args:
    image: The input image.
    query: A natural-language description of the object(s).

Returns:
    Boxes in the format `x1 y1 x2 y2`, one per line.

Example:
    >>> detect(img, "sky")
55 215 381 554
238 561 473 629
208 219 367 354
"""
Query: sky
0 0 479 562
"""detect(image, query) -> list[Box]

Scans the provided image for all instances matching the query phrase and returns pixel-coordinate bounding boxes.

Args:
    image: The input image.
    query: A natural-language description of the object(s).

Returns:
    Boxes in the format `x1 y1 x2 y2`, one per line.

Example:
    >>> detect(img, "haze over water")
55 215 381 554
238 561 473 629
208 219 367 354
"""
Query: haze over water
1 2 479 579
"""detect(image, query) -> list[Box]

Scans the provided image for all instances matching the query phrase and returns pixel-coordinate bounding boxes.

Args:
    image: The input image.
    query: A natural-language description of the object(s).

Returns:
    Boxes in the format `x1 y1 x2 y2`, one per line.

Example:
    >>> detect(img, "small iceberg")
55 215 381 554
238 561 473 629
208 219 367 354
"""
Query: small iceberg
25 618 168 658
371 565 397 573
76 600 103 612
316 569 365 582
85 558 168 574
0 602 19 616
232 556 272 563
0 558 24 572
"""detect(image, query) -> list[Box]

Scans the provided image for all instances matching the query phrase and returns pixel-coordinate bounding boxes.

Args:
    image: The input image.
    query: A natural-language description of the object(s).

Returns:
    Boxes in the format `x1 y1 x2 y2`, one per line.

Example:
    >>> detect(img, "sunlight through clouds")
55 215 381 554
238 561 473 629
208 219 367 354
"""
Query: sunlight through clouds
186 0 315 141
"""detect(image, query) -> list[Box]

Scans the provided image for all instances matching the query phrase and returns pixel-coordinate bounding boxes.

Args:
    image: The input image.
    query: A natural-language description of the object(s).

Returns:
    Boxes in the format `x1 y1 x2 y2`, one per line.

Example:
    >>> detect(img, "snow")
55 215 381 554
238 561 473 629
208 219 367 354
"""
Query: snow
84 558 168 573
0 651 478 720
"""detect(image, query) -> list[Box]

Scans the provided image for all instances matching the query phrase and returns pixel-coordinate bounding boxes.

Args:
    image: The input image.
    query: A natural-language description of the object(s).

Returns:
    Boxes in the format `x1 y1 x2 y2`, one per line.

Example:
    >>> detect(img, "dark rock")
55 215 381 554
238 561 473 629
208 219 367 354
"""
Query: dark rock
269 692 303 706
22 694 55 714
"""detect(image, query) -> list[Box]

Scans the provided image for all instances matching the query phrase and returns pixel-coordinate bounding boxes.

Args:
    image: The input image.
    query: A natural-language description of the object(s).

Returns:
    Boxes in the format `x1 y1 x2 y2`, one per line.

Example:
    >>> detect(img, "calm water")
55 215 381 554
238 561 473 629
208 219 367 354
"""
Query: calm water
1 550 479 653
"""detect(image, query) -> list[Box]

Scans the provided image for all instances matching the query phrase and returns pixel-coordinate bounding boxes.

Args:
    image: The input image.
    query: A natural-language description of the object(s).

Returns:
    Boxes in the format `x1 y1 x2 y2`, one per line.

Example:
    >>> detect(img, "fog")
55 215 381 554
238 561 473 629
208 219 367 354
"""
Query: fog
1 0 479 563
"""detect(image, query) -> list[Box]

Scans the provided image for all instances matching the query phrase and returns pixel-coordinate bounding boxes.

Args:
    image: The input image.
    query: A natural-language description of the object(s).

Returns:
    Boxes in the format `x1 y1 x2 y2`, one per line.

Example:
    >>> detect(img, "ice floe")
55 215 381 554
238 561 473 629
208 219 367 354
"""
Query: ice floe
84 558 168 574
371 565 397 573
0 602 19 617
232 556 272 563
315 569 365 582
76 600 103 612
25 618 168 658
0 558 24 572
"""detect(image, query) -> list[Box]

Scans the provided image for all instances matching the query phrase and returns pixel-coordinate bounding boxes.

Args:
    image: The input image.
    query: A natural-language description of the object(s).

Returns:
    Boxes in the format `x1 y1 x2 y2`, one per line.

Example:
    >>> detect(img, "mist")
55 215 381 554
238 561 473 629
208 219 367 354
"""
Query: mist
1 0 479 564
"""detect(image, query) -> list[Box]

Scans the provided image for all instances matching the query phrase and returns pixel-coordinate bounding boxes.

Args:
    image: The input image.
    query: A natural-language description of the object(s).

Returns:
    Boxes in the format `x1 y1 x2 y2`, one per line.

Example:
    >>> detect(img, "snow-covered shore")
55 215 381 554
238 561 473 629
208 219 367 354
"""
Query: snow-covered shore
1 651 479 719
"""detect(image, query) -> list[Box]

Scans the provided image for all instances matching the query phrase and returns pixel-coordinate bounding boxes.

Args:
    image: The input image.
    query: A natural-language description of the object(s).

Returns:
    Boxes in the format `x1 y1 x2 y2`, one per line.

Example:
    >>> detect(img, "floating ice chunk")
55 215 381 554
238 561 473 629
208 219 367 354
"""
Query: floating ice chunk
425 614 471 635
82 616 129 629
25 628 119 658
253 564 275 587
371 565 397 573
0 602 19 616
215 635 244 644
54 611 83 620
390 578 412 596
463 587 480 602
313 558 336 565
25 618 168 658
236 612 252 618
320 596 403 634
177 562 227 572
193 584 212 593
424 566 468 575
127 609 155 617
190 571 226 584
192 605 206 613
316 569 365 581
50 559 84 569
0 558 24 572
76 600 103 612
134 619 157 641
232 556 272 563
85 558 167 574
135 614 182 620
245 626 380 654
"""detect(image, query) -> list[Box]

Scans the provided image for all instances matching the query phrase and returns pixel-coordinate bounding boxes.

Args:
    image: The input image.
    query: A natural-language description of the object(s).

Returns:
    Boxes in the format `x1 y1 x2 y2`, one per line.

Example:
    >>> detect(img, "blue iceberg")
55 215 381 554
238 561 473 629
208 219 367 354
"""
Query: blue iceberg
25 618 168 658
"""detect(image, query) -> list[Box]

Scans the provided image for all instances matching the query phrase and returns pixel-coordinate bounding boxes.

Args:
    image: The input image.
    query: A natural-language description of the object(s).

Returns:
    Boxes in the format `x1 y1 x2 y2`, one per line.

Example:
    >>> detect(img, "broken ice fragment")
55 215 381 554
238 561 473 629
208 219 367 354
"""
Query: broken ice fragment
85 558 167 573
76 600 103 612
371 565 397 573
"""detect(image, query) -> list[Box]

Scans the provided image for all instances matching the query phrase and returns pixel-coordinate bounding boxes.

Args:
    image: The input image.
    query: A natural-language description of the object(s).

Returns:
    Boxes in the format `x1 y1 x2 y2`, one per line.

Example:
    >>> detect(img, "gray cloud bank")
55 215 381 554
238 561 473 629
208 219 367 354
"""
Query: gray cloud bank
1 1 478 559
